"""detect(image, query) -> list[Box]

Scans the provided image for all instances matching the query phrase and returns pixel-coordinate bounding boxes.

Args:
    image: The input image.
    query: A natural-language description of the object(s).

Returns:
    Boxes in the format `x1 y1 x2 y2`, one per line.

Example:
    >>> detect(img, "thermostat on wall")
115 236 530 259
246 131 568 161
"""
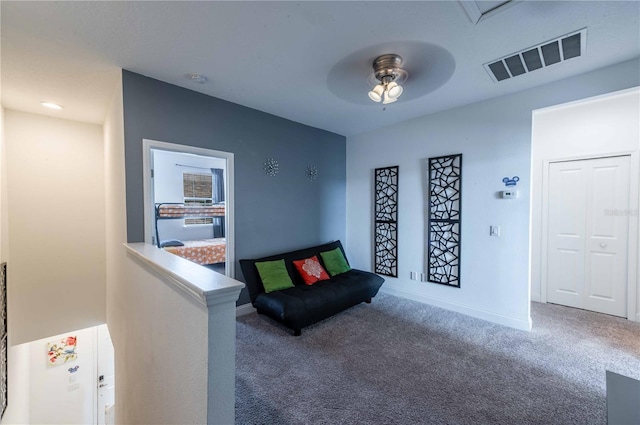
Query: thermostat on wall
501 190 518 199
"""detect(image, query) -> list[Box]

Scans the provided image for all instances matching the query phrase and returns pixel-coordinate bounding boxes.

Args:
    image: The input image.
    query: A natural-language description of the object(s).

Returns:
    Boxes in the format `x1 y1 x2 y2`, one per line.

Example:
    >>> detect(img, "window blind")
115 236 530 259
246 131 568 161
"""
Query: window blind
183 172 213 225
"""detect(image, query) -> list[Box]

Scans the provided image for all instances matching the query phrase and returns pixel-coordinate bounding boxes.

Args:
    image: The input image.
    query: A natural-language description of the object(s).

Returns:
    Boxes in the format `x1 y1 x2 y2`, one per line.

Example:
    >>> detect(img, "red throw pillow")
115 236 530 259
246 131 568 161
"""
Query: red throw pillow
293 255 330 285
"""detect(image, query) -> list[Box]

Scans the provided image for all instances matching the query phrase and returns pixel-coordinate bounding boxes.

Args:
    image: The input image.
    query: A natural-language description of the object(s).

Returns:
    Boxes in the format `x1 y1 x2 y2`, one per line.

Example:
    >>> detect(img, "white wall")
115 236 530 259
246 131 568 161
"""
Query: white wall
5 110 106 345
1 106 31 425
346 59 640 330
348 99 533 330
153 149 225 241
104 74 129 425
0 111 99 424
530 88 640 319
28 327 97 424
0 106 7 263
105 76 210 424
122 251 210 424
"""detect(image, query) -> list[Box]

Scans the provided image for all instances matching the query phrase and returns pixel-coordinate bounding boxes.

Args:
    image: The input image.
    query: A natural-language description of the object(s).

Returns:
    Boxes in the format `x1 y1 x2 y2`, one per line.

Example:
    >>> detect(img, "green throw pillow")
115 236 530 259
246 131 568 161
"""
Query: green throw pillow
320 247 351 276
255 259 294 293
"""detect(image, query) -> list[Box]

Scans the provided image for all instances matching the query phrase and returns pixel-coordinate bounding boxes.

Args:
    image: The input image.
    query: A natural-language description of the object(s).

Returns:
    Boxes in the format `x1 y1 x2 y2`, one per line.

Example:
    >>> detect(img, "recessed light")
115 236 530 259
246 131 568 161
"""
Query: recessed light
186 73 208 84
41 101 63 110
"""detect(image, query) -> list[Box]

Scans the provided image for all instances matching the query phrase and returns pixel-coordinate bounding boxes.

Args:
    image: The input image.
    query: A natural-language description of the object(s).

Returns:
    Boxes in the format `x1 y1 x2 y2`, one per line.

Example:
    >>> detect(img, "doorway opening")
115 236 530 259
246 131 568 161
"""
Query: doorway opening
142 139 235 277
543 155 631 317
530 88 639 323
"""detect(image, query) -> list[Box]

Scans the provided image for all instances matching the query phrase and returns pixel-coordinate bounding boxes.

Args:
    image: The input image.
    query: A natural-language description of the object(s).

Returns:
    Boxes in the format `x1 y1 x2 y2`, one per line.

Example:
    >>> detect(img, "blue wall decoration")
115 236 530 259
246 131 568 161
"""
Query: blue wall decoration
502 176 519 187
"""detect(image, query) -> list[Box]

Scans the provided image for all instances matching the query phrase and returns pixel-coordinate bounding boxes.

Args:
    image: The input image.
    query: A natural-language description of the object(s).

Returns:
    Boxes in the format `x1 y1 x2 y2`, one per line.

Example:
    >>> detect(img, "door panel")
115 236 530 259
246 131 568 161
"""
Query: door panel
547 156 629 317
589 252 615 298
97 324 115 425
590 166 617 237
584 156 629 317
547 164 586 308
548 248 582 307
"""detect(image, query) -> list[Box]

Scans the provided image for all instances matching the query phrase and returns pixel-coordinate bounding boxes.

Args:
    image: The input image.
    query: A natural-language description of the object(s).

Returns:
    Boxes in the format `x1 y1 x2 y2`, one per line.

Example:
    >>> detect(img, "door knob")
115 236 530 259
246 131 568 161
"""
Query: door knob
599 243 607 248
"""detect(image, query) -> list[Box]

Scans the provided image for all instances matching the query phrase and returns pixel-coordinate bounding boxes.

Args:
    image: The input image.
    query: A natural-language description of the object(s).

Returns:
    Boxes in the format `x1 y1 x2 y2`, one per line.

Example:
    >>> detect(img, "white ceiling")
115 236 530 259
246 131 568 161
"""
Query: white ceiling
2 1 639 136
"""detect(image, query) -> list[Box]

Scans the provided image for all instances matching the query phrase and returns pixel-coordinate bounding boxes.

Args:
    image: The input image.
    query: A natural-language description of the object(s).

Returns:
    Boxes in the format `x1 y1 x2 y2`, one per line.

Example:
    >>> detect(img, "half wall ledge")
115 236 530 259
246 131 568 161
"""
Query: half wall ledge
123 242 244 424
124 242 244 308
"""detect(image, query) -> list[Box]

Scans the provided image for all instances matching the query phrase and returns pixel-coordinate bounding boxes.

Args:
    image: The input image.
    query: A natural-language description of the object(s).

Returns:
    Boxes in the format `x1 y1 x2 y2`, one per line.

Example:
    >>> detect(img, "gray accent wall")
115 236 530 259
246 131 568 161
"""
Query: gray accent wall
122 70 346 304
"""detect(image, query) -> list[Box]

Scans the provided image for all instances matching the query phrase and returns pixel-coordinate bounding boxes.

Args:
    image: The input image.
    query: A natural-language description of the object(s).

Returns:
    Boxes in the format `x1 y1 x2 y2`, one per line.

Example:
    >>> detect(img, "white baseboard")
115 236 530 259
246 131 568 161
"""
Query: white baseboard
380 286 532 331
635 313 640 323
530 293 541 303
236 303 256 317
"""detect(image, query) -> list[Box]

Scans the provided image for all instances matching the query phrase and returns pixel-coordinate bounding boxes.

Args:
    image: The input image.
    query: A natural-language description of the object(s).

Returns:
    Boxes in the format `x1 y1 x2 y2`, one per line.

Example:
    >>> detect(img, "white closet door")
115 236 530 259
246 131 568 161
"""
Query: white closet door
547 156 630 317
583 156 630 317
547 162 587 309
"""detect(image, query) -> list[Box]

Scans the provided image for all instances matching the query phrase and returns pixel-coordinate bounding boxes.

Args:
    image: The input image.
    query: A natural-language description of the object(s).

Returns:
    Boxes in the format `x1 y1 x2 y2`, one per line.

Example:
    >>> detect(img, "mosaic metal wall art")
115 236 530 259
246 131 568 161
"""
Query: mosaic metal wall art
0 335 5 420
0 262 6 419
306 165 318 181
0 264 5 340
374 166 398 277
427 154 462 287
264 158 279 176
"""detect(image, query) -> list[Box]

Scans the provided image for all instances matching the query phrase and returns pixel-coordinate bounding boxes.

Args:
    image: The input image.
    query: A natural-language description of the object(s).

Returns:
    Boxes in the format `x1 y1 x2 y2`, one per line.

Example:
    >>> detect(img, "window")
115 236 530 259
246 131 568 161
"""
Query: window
183 172 213 225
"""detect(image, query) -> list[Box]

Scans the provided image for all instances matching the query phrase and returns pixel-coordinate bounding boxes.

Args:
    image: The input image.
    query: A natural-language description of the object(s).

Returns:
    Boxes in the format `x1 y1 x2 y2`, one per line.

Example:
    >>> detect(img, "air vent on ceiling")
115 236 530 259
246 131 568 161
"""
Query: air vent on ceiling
484 29 586 83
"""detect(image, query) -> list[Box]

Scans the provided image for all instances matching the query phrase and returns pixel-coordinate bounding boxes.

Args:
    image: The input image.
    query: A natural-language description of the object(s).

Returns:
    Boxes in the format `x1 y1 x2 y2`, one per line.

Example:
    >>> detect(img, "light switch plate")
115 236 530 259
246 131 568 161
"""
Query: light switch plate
490 225 500 237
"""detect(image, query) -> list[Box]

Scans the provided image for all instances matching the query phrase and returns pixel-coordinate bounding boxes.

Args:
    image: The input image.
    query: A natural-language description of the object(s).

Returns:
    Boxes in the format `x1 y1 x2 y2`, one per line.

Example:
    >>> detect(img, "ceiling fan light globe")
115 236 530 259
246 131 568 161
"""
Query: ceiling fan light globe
368 84 384 102
382 91 398 104
368 90 382 102
386 82 403 99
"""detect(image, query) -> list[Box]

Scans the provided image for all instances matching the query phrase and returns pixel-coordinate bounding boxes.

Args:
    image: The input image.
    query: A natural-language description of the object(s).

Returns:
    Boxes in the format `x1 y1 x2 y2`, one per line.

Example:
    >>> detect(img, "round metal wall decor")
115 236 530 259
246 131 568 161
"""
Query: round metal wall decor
306 165 318 181
264 158 279 176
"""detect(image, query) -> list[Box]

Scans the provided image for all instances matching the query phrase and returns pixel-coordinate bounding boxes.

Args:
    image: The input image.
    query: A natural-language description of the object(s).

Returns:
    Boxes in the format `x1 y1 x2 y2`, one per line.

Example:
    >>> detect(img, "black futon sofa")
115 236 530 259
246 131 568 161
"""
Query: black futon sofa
240 241 384 335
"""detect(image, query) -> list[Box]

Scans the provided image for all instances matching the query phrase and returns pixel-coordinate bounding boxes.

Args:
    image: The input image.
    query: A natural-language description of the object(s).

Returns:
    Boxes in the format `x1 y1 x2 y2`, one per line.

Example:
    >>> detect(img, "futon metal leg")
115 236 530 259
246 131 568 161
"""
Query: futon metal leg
293 329 301 336
365 298 372 304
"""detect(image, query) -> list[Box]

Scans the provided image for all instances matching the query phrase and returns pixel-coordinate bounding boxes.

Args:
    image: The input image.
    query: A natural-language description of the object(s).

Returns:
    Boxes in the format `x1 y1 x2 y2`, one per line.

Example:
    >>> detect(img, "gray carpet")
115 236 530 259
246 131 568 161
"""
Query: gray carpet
235 293 640 424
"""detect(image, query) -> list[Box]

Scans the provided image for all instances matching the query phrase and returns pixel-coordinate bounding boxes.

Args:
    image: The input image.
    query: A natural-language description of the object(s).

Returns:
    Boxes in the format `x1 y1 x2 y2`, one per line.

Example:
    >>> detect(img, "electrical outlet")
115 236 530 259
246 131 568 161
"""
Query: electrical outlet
410 271 417 280
420 273 426 282
490 225 500 237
